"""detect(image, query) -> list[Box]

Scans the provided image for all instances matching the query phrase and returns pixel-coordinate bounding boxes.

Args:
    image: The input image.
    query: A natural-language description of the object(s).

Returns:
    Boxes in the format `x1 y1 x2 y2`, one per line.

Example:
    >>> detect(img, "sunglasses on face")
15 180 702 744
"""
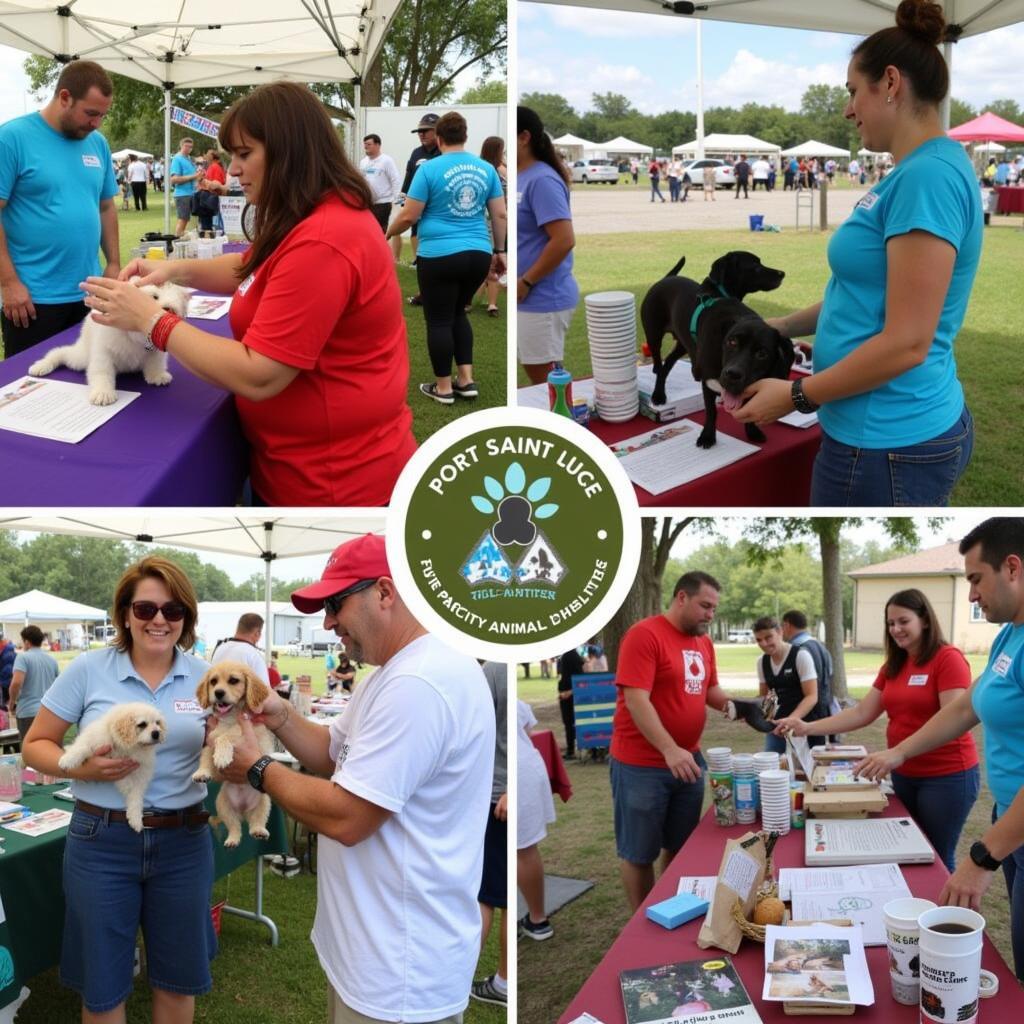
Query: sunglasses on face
323 579 376 617
131 601 187 622
417 129 433 135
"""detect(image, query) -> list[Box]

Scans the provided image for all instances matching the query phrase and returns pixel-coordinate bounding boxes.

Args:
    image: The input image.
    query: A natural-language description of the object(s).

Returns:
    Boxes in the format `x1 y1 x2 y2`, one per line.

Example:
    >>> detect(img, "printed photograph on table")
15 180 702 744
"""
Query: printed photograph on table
515 1 1024 507
0 0 507 508
519 514 1024 1024
0 513 509 1024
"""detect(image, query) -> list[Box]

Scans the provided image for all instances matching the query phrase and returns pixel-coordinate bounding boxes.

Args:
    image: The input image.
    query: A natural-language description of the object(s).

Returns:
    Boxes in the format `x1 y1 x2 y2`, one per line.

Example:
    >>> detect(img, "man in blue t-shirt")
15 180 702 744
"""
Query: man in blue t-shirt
0 60 120 358
10 624 60 739
169 137 202 237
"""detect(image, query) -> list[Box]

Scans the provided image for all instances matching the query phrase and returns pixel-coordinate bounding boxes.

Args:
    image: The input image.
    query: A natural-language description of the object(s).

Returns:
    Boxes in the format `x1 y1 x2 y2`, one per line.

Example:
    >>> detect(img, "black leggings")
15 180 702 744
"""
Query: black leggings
415 250 492 377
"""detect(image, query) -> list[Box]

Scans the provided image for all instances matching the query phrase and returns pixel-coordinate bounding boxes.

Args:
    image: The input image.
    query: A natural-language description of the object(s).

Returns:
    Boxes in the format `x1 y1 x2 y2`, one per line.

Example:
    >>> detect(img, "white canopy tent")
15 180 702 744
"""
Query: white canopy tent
0 516 385 664
674 133 780 157
552 132 597 161
600 135 652 158
110 148 154 161
782 140 851 159
0 0 403 230
973 142 1007 154
0 590 107 647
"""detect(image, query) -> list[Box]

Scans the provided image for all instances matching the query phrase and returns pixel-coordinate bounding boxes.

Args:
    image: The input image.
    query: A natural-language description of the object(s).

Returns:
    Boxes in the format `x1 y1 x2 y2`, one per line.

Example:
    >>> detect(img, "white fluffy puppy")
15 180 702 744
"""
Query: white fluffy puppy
58 702 167 832
28 280 189 406
193 661 274 847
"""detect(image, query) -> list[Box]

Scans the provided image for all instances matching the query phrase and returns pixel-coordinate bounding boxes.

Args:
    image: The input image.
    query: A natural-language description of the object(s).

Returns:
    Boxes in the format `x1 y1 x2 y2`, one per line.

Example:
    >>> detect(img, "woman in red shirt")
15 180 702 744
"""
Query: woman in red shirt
774 588 979 870
82 81 415 506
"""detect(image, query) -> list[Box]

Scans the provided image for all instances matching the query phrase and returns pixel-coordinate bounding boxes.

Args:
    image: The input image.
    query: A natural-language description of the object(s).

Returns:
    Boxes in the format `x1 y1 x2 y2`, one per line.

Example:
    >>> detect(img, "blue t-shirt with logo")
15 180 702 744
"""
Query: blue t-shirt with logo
518 161 579 314
0 112 118 303
170 152 197 197
971 622 1024 814
42 646 210 810
407 152 503 258
814 136 982 448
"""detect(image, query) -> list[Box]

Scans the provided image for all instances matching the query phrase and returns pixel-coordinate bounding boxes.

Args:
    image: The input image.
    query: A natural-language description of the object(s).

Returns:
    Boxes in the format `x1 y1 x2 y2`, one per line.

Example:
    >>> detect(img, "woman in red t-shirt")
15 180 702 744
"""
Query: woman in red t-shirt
84 81 416 507
774 588 979 871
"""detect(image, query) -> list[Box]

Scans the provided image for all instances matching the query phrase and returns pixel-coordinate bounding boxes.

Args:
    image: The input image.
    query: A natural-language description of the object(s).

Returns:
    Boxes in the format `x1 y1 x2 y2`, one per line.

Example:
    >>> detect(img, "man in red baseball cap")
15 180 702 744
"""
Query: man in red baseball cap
218 532 496 1023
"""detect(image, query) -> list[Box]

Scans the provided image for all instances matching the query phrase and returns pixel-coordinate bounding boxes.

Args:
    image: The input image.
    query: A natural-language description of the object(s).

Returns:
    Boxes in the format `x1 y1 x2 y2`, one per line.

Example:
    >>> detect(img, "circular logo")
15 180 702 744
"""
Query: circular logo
388 407 639 660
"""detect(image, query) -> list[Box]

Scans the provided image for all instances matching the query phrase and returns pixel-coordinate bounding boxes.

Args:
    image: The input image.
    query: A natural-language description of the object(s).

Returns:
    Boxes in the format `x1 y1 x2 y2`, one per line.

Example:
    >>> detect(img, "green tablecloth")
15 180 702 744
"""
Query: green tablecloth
0 783 287 1010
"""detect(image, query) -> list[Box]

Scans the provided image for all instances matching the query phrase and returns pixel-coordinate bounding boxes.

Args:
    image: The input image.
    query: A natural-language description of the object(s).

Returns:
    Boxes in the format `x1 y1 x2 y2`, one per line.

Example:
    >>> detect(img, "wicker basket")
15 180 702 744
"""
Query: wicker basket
730 846 785 943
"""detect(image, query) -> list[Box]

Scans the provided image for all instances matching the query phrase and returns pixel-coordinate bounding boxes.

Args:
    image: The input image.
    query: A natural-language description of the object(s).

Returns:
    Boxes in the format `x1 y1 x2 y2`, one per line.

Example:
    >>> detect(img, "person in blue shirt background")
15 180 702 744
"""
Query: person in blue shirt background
169 136 202 237
734 0 982 507
856 518 1024 980
0 60 120 359
23 556 215 1022
387 111 506 406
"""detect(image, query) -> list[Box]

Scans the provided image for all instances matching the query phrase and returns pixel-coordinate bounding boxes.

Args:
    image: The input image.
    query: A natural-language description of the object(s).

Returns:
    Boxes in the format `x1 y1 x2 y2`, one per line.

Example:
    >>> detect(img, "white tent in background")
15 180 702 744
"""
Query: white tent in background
674 133 781 157
973 141 1007 154
0 0 402 231
782 140 851 158
552 133 597 161
0 590 107 648
110 149 155 161
600 135 653 158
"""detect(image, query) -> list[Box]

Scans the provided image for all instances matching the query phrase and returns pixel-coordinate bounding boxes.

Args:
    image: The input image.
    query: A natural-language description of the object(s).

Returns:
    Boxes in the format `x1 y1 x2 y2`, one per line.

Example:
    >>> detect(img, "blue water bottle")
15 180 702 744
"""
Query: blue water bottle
547 364 574 418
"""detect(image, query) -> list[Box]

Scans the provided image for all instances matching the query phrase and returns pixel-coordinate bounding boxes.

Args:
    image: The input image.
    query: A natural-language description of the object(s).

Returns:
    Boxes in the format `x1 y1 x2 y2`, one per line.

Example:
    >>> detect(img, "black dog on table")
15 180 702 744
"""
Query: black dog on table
640 251 793 448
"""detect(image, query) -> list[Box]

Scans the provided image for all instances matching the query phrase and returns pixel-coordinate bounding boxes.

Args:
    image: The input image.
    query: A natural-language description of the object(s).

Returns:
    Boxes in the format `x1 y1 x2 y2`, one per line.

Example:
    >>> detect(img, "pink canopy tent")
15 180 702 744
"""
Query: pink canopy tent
948 111 1024 143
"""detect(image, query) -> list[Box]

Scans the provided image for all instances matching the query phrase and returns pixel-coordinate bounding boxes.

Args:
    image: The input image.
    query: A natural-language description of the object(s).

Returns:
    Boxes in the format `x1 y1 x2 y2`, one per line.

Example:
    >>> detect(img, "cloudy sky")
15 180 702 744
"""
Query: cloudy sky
518 4 1024 116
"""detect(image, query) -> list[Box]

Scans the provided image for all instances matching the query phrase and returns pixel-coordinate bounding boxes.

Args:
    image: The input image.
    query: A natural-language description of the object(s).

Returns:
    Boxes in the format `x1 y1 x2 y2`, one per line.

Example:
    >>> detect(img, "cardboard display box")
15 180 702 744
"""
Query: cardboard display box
810 744 868 763
803 783 888 819
810 765 879 792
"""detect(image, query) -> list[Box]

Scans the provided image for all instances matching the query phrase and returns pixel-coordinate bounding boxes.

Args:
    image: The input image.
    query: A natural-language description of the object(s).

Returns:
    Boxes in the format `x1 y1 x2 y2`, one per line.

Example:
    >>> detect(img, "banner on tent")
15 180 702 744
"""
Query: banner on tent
171 107 221 140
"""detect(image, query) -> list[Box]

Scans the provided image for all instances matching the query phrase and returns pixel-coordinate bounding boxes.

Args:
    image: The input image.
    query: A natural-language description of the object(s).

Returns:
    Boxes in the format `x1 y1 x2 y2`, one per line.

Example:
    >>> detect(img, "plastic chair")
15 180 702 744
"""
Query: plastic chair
571 672 617 761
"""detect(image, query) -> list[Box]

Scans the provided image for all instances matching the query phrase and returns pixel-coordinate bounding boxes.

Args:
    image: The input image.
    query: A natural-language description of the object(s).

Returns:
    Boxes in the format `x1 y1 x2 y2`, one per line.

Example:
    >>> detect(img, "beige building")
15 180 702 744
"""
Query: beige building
849 543 1000 653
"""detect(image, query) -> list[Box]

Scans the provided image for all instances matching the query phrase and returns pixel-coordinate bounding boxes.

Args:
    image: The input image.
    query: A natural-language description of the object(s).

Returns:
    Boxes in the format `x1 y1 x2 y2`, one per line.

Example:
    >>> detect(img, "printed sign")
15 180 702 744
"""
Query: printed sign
171 106 221 140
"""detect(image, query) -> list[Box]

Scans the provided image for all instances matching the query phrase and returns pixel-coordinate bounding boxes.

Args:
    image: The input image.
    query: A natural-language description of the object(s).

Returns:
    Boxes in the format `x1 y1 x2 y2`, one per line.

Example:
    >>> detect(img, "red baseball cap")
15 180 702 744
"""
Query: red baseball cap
291 534 390 614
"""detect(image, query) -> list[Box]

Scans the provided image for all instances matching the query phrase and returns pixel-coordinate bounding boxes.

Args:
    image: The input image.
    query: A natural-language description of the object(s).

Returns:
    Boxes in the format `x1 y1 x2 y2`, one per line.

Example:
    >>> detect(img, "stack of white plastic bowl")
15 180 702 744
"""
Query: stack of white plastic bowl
758 768 792 834
584 290 639 422
732 753 757 824
753 751 781 774
705 746 733 775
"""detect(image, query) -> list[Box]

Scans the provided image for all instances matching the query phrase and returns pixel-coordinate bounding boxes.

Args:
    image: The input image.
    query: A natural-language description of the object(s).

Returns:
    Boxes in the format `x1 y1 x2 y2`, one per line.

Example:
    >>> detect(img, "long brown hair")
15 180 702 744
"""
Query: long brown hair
218 82 372 279
882 588 946 677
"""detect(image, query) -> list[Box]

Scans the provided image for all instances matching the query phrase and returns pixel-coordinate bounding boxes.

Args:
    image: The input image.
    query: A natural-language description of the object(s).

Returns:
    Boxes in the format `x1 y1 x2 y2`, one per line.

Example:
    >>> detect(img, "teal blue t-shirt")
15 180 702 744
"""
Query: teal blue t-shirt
814 137 982 448
42 646 211 810
408 152 503 258
11 646 59 719
0 113 118 303
170 152 197 197
971 622 1024 814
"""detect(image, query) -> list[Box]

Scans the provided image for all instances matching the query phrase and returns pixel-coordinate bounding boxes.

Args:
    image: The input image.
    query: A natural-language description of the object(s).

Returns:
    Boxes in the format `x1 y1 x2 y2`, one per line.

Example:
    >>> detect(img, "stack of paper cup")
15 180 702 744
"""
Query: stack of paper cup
758 768 791 834
705 747 732 774
732 753 757 824
753 751 781 773
584 291 639 422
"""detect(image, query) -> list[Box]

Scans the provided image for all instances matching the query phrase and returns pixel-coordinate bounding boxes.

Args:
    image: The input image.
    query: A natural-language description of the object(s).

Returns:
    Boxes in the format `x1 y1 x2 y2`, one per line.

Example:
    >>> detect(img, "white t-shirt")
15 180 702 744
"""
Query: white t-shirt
128 159 149 183
752 158 771 180
314 633 495 1022
210 638 269 684
359 153 402 204
756 645 816 686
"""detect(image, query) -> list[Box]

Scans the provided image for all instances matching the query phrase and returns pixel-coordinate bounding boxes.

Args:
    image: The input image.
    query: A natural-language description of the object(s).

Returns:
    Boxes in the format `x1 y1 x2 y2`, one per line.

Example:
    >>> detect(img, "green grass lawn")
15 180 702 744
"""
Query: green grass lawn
519 227 1024 505
518 687 1012 1024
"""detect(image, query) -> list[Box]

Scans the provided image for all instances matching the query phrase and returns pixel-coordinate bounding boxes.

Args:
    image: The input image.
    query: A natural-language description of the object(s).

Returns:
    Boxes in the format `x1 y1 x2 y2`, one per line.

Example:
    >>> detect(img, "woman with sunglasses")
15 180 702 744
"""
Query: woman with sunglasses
23 556 216 1023
82 81 416 507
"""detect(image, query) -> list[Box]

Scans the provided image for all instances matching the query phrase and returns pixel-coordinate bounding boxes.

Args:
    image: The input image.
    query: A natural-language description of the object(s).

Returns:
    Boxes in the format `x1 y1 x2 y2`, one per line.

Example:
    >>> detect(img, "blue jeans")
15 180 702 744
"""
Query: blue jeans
810 405 973 507
993 804 1024 981
890 766 980 872
610 753 706 864
763 731 826 755
668 178 680 201
650 179 664 202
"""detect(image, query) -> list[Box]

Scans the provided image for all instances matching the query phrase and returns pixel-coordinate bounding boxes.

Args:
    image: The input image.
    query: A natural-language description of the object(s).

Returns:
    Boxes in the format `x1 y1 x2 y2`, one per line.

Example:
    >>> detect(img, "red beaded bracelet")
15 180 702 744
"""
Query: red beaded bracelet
148 311 182 352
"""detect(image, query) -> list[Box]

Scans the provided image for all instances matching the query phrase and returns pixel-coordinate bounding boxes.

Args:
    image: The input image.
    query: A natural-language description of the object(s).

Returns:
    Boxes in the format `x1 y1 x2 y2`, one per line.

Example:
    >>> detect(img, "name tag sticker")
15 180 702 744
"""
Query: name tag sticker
174 699 203 714
856 191 879 210
237 273 255 296
908 674 929 687
993 653 1013 677
82 154 101 168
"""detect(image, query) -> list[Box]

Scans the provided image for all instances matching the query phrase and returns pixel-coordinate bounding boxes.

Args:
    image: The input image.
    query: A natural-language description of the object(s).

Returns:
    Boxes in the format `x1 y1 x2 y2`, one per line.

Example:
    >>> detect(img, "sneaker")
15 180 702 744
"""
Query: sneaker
419 382 454 405
487 305 500 318
520 912 554 941
470 975 508 1006
452 381 478 399
407 294 424 306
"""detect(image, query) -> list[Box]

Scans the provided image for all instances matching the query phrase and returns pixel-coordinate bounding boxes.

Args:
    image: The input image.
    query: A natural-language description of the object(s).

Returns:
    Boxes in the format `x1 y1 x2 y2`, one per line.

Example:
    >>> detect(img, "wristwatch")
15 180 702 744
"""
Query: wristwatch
791 377 820 414
969 840 1001 871
246 755 276 793
521 277 535 290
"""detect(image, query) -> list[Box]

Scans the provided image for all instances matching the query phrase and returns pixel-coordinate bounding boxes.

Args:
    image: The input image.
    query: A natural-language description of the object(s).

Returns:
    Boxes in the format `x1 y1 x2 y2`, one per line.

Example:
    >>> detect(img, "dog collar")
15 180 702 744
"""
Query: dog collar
690 293 724 336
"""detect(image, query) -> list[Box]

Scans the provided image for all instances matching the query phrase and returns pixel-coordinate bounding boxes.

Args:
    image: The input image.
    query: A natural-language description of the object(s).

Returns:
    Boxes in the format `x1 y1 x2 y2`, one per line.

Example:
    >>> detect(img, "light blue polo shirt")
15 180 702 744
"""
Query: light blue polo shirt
11 646 59 719
42 646 210 810
971 622 1024 814
408 151 503 258
0 112 118 303
814 136 982 448
170 151 197 197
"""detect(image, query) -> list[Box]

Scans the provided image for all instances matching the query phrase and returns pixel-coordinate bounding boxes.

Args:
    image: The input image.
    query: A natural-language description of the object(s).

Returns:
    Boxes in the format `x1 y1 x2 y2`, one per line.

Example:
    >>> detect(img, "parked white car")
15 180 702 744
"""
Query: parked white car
727 628 755 643
570 158 620 184
680 158 736 189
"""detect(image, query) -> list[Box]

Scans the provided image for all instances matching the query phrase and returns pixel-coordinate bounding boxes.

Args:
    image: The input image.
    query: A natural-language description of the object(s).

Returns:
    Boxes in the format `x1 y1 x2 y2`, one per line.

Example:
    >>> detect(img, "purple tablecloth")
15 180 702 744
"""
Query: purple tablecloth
0 303 247 506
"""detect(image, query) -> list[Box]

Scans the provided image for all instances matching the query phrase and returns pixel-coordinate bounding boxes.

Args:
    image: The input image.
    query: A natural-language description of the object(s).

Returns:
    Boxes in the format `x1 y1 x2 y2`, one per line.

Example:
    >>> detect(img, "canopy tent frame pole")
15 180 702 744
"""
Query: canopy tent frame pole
164 89 172 235
695 19 705 161
263 522 275 669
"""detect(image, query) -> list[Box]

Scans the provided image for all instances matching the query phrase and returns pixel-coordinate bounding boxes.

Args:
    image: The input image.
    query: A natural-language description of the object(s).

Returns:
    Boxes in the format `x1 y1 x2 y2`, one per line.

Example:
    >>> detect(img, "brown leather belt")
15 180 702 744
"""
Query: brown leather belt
74 800 210 829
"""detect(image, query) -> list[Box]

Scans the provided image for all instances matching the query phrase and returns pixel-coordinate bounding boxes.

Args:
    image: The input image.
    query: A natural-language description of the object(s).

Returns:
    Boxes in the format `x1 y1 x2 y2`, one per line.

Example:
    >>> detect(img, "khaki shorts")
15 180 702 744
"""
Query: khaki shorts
517 307 575 365
328 987 463 1024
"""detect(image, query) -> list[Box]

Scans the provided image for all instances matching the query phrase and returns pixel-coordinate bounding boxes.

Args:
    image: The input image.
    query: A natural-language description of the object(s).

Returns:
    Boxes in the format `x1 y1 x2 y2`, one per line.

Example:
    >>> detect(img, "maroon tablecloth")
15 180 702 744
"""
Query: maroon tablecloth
558 800 1022 1023
0 297 246 506
531 729 573 803
995 186 1024 214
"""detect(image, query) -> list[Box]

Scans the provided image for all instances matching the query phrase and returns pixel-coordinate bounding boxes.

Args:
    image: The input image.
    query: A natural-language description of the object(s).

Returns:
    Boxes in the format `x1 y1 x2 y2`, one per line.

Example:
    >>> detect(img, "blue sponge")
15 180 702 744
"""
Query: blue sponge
645 892 710 929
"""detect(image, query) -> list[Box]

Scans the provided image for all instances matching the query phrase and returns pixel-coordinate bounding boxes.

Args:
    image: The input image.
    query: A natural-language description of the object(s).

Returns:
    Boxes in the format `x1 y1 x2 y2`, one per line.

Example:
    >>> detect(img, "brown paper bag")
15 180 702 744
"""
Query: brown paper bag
696 830 769 953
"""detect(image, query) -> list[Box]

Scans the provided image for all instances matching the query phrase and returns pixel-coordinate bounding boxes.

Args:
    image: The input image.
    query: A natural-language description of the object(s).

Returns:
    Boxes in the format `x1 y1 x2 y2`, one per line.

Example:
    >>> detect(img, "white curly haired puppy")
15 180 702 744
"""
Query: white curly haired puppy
58 702 167 831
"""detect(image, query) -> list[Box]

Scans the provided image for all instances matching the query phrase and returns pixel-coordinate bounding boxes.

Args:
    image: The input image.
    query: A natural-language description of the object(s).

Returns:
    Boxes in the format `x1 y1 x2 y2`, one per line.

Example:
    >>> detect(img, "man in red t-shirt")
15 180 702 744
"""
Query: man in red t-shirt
610 571 739 908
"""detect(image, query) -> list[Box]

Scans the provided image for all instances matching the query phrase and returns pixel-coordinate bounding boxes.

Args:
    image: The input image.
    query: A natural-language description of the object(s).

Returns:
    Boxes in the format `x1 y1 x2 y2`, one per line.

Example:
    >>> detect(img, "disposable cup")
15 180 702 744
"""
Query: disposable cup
882 896 936 1005
918 906 985 1024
